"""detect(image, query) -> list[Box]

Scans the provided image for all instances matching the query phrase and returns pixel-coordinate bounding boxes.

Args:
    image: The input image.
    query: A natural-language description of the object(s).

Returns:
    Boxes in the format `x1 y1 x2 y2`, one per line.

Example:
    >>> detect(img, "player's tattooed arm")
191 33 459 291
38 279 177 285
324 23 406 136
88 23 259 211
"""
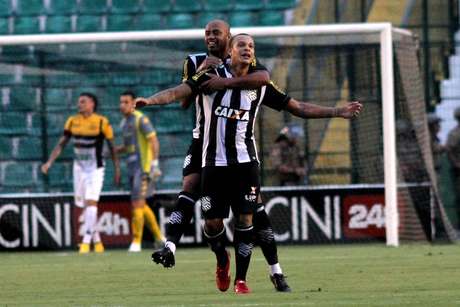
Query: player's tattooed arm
285 99 363 119
135 83 193 108
41 135 70 174
200 70 270 91
106 139 121 186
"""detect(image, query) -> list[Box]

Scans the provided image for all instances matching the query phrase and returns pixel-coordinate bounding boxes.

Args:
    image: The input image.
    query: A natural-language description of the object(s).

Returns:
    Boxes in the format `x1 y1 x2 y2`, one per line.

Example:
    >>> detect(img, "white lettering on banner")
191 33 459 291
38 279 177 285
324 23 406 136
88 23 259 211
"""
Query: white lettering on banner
22 205 29 247
64 204 71 246
301 196 332 240
334 196 341 239
265 197 290 242
157 194 343 244
1 203 72 249
348 203 385 229
100 213 129 235
0 204 20 248
79 212 129 236
32 204 62 247
291 197 299 241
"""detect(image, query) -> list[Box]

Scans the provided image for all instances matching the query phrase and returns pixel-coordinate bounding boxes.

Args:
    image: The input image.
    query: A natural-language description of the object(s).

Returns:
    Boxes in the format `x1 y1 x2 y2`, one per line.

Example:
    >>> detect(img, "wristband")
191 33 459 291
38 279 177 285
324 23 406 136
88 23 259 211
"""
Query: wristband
153 159 159 167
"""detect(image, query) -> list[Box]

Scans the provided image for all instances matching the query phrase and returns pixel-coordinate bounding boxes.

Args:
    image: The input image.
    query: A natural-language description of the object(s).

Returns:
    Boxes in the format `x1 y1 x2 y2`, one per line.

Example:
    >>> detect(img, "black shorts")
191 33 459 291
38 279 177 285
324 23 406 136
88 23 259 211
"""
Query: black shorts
200 162 260 219
182 138 202 177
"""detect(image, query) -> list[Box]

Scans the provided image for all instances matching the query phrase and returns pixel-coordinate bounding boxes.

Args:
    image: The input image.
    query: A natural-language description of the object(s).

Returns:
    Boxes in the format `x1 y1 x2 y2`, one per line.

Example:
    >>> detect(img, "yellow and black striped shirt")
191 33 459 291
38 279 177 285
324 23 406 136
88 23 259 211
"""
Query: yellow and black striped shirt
64 113 113 170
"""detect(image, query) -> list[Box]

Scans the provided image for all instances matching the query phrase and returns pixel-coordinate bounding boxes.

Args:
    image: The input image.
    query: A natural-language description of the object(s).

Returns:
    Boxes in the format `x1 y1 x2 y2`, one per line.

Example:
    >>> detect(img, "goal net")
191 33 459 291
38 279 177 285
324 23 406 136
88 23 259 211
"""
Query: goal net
0 24 456 249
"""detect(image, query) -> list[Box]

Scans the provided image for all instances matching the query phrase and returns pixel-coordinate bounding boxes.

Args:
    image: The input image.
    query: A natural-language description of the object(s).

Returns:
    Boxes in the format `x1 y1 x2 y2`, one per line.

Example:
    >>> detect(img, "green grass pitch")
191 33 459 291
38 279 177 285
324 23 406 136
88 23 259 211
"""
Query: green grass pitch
1 244 460 306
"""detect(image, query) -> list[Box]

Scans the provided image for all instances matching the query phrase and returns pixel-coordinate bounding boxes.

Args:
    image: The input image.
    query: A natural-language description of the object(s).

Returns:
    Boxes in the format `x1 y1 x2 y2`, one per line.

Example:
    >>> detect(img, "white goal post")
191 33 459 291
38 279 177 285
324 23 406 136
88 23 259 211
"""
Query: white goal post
0 23 415 247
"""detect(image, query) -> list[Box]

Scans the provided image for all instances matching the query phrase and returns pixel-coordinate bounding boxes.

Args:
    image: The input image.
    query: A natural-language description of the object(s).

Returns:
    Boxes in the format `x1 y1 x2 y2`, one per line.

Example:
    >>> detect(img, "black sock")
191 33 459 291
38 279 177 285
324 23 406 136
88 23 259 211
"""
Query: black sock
166 191 198 245
204 228 228 267
253 208 278 265
234 224 254 281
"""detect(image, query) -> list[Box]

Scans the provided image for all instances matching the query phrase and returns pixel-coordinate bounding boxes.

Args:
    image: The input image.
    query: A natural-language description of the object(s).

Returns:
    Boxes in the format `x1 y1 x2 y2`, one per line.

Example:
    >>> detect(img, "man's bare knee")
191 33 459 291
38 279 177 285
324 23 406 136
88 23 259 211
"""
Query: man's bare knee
205 218 224 235
238 214 253 228
182 173 200 193
85 200 98 207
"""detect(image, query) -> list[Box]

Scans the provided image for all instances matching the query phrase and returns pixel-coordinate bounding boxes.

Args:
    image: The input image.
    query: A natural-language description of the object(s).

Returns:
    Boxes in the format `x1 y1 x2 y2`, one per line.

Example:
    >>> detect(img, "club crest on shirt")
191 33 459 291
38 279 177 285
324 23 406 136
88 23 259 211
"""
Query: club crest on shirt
246 90 257 102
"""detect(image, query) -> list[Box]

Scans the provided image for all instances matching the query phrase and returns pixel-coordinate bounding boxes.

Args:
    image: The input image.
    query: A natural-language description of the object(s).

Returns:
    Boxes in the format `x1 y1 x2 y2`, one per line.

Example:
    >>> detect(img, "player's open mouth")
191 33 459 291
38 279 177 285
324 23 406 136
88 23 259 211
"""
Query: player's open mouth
207 41 217 47
241 53 251 59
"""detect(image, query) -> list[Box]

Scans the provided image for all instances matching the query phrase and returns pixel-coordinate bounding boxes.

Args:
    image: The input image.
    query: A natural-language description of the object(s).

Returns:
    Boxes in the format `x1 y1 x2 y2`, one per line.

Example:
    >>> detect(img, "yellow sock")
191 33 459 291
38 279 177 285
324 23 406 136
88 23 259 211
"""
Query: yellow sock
131 207 145 244
143 204 164 242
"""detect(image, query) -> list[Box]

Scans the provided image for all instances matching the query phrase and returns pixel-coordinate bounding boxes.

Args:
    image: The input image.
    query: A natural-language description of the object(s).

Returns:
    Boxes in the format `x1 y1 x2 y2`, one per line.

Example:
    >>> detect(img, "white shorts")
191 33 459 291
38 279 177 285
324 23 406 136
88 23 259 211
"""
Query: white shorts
73 163 104 208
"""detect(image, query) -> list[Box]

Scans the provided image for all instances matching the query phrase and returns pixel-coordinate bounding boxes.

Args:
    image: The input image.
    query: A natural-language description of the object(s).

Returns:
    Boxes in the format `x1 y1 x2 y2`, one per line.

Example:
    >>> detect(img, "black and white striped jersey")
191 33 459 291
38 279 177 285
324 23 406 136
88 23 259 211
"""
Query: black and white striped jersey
182 53 207 140
186 65 291 167
181 53 268 141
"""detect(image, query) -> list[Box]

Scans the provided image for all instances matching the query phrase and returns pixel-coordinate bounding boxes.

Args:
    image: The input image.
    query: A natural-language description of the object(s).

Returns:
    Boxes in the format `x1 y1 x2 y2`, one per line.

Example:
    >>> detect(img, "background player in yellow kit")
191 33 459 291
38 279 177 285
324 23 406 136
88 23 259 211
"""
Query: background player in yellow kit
117 91 165 252
42 92 121 253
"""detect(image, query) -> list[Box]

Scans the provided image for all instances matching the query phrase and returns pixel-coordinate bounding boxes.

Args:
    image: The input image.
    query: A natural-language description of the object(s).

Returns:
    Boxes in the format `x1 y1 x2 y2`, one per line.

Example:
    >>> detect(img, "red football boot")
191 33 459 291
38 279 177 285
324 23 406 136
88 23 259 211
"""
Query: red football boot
216 251 231 292
234 279 251 294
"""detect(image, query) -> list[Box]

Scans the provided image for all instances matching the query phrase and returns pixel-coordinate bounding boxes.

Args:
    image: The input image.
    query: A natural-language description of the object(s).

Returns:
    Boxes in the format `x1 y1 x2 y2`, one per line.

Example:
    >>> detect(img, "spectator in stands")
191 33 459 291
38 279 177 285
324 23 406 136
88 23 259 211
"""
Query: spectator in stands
428 113 444 175
396 119 426 183
41 92 120 254
270 125 306 186
446 107 460 229
116 91 165 252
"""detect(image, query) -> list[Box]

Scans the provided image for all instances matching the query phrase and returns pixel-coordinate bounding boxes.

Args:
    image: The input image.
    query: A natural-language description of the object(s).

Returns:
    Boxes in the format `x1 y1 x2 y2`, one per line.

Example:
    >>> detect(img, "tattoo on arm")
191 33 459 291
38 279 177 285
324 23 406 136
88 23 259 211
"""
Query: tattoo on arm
147 84 193 105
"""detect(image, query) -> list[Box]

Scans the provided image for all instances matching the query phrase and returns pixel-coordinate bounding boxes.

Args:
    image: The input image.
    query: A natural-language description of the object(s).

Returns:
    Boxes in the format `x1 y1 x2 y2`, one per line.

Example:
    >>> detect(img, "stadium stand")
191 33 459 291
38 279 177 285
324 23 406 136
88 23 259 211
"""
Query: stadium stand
203 0 234 12
79 0 109 15
4 0 451 198
234 0 265 11
143 0 172 13
0 18 9 34
47 0 78 15
13 16 41 34
76 15 104 32
45 16 73 33
111 0 142 14
173 0 202 13
0 0 13 16
16 0 45 16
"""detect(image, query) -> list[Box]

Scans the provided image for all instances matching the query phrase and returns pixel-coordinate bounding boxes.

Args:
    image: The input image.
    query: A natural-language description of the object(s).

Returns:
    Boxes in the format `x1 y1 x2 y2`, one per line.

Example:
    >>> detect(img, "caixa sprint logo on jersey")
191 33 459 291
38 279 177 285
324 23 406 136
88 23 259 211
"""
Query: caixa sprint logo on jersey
215 106 250 121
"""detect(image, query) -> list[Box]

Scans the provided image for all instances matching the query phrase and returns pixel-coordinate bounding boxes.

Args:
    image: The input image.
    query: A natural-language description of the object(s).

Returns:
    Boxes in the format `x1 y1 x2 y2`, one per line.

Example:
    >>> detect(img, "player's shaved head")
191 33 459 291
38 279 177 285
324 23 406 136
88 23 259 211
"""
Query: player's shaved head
204 19 231 57
205 19 230 35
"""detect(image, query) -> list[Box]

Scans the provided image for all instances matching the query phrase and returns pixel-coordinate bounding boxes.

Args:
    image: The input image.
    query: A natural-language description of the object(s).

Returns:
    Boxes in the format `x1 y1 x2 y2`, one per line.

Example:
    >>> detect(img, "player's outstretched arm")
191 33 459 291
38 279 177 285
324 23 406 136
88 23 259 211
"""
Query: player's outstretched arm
285 99 362 119
135 83 193 108
41 135 70 174
200 70 270 91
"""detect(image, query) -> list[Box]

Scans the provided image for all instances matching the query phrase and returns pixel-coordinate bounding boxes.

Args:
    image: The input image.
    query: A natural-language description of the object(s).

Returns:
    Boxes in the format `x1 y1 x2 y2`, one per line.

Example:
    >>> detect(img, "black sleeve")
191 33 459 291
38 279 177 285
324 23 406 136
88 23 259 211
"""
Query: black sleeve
185 69 214 94
181 56 197 82
261 81 291 111
249 57 268 73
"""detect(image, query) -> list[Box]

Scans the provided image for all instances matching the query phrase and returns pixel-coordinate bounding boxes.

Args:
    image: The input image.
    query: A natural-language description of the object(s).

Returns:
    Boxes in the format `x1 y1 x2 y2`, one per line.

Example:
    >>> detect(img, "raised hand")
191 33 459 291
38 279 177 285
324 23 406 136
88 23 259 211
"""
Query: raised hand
197 56 222 72
134 97 149 109
200 74 228 91
41 162 51 175
339 101 363 119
